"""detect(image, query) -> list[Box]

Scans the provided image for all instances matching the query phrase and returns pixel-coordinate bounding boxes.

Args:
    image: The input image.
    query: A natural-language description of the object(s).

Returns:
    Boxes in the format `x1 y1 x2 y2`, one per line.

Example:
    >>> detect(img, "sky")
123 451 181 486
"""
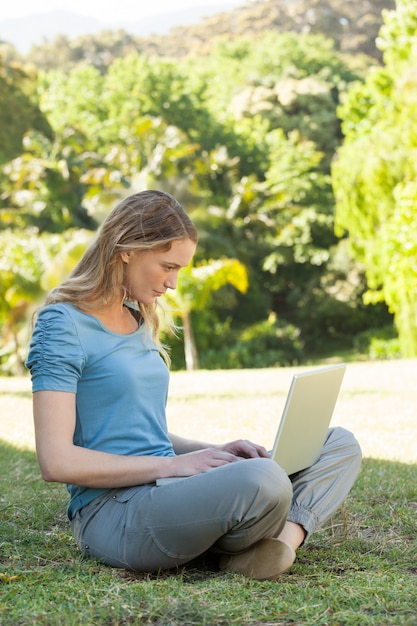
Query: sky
0 0 244 23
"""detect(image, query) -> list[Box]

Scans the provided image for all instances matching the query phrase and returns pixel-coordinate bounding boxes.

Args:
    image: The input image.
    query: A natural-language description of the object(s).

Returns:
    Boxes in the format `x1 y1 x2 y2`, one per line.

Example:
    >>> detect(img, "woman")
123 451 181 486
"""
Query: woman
26 189 361 580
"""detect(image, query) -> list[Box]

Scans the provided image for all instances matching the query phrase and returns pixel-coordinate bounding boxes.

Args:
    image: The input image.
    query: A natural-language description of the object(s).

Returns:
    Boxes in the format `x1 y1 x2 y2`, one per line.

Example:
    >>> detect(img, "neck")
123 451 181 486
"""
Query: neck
78 293 140 334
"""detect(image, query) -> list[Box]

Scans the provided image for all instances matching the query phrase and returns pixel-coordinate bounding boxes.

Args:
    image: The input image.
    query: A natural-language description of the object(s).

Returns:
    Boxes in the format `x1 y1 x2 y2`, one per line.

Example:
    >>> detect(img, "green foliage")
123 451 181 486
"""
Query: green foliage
0 228 92 374
199 314 304 370
377 0 417 64
174 258 248 312
199 31 358 165
240 30 355 81
37 66 107 135
0 230 48 373
40 229 94 291
354 325 402 360
165 258 248 370
29 30 140 74
0 59 52 165
368 337 402 360
0 126 130 233
0 230 46 305
333 0 417 357
261 129 335 265
0 18 399 371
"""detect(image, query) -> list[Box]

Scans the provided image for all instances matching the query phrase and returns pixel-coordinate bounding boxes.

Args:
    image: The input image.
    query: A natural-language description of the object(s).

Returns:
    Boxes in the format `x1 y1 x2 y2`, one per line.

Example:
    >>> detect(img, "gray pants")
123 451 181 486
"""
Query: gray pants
70 427 361 572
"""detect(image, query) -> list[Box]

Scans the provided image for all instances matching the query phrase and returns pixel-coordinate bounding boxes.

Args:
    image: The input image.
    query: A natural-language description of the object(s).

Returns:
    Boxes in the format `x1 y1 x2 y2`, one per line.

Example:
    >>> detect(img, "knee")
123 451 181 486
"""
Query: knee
327 426 362 467
241 458 293 509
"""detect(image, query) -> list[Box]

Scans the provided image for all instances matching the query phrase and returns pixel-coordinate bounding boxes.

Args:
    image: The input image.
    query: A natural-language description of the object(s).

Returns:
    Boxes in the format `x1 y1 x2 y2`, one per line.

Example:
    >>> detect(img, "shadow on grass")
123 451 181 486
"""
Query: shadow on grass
1 438 416 573
1 439 416 626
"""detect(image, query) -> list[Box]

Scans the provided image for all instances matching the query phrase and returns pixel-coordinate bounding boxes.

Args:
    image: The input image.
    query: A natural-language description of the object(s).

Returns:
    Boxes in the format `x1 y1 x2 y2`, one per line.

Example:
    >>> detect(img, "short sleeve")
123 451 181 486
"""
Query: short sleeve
26 304 85 392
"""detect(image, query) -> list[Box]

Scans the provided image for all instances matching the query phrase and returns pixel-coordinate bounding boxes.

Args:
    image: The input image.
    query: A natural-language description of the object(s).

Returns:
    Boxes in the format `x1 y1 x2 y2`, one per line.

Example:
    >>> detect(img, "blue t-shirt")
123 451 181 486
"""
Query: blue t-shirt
26 302 175 519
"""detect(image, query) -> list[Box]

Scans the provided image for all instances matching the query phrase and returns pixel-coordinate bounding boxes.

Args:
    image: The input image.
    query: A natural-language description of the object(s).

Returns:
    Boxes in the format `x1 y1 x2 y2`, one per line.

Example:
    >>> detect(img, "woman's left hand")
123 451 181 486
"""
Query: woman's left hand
218 439 270 459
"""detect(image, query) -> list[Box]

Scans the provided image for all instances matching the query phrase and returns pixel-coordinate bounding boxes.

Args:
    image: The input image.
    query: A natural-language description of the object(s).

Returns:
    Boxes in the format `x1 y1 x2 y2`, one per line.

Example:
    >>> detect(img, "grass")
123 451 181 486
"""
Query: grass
1 360 416 625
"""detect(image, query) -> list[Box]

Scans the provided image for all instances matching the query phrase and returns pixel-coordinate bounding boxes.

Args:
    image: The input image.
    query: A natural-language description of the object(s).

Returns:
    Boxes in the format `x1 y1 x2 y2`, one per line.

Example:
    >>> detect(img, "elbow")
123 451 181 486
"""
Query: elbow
36 441 77 483
38 457 67 484
40 465 61 483
41 468 59 483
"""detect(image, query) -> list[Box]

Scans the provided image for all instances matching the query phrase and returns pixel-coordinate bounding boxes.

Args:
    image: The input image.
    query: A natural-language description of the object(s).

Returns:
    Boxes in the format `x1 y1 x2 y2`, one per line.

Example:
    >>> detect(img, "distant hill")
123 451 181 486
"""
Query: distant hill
0 3 240 54
135 0 396 61
0 0 395 66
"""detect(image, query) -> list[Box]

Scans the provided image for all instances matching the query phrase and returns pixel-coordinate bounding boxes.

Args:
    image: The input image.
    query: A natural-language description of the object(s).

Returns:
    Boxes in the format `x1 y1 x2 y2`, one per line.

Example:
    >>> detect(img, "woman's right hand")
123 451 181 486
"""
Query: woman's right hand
167 447 241 478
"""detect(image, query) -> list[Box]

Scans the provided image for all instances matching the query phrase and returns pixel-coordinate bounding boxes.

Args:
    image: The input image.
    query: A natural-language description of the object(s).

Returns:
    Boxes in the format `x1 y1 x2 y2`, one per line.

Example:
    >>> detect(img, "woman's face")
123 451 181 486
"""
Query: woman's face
121 238 196 305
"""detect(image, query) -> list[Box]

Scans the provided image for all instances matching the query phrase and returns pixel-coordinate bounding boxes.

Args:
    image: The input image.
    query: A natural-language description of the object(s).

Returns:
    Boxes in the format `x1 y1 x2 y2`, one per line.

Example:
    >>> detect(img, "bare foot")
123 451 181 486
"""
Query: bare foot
276 520 306 551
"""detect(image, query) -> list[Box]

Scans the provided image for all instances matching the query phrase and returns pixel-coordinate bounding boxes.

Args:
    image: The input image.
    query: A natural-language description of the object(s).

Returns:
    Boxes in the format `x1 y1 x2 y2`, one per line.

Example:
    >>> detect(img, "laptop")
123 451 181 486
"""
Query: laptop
270 363 346 475
156 363 346 485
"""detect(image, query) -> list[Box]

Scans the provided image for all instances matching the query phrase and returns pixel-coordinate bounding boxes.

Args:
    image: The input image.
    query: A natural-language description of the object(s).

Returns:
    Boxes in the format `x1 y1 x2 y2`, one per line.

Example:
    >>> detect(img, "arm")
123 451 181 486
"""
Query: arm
169 433 270 459
169 433 215 454
33 391 240 487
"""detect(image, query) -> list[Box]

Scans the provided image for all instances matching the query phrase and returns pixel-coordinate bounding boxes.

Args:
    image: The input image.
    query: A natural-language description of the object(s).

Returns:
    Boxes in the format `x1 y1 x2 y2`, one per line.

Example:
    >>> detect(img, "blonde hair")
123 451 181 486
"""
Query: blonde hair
44 190 198 363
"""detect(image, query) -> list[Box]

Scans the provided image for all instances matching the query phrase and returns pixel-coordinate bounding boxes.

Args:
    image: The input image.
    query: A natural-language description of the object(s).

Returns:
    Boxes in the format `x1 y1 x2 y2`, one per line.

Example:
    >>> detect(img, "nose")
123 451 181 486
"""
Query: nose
164 272 178 290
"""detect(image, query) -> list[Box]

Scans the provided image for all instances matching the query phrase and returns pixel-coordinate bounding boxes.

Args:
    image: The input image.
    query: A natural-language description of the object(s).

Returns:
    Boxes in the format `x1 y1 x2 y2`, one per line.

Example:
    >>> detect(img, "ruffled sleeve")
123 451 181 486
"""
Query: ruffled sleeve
26 304 85 392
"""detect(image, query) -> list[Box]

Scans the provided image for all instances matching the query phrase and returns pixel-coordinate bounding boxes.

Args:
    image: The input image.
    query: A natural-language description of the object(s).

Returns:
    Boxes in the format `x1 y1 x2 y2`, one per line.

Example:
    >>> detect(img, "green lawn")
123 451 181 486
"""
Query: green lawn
1 360 416 625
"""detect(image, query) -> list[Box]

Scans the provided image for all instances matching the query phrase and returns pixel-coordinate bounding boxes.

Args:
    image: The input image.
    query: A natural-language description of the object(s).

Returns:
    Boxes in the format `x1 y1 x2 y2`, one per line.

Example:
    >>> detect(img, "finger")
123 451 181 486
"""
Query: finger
244 440 270 458
252 444 270 458
235 441 266 459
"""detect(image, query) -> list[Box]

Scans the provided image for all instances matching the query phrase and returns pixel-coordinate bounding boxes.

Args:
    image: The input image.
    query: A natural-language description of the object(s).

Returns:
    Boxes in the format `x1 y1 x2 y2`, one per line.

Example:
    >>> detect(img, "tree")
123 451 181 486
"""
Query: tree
0 27 388 371
0 228 94 374
28 30 139 74
0 58 52 165
332 0 417 355
0 230 50 374
164 258 248 370
0 129 108 233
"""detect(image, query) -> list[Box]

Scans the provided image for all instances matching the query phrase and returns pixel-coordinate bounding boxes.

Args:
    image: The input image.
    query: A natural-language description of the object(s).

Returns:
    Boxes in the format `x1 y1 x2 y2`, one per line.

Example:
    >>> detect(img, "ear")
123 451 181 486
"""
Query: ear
120 251 131 264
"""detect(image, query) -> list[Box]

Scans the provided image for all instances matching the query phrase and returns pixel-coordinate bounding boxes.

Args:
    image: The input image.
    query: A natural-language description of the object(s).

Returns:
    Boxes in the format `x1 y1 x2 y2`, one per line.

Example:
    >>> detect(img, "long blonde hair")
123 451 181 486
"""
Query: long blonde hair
44 190 198 362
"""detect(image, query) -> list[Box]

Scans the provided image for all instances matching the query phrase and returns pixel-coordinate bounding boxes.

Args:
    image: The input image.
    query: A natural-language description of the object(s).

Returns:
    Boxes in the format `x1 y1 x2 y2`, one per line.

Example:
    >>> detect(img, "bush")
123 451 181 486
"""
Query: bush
368 337 402 360
354 326 402 360
199 314 304 369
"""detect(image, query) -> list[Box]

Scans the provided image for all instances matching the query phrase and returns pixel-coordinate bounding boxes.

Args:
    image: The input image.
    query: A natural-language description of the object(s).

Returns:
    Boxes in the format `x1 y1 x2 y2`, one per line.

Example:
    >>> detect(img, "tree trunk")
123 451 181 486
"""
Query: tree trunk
182 311 199 371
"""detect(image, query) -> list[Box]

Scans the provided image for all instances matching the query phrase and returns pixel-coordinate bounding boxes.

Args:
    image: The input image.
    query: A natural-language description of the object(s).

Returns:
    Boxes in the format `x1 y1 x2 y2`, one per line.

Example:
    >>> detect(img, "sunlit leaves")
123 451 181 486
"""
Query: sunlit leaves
333 0 417 355
164 258 248 370
166 258 248 315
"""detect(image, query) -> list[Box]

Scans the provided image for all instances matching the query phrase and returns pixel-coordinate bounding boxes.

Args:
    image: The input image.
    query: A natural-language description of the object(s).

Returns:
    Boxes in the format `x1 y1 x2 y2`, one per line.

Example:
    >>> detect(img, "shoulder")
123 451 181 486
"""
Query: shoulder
35 301 74 323
26 303 86 391
28 302 86 367
35 302 92 335
37 301 77 320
